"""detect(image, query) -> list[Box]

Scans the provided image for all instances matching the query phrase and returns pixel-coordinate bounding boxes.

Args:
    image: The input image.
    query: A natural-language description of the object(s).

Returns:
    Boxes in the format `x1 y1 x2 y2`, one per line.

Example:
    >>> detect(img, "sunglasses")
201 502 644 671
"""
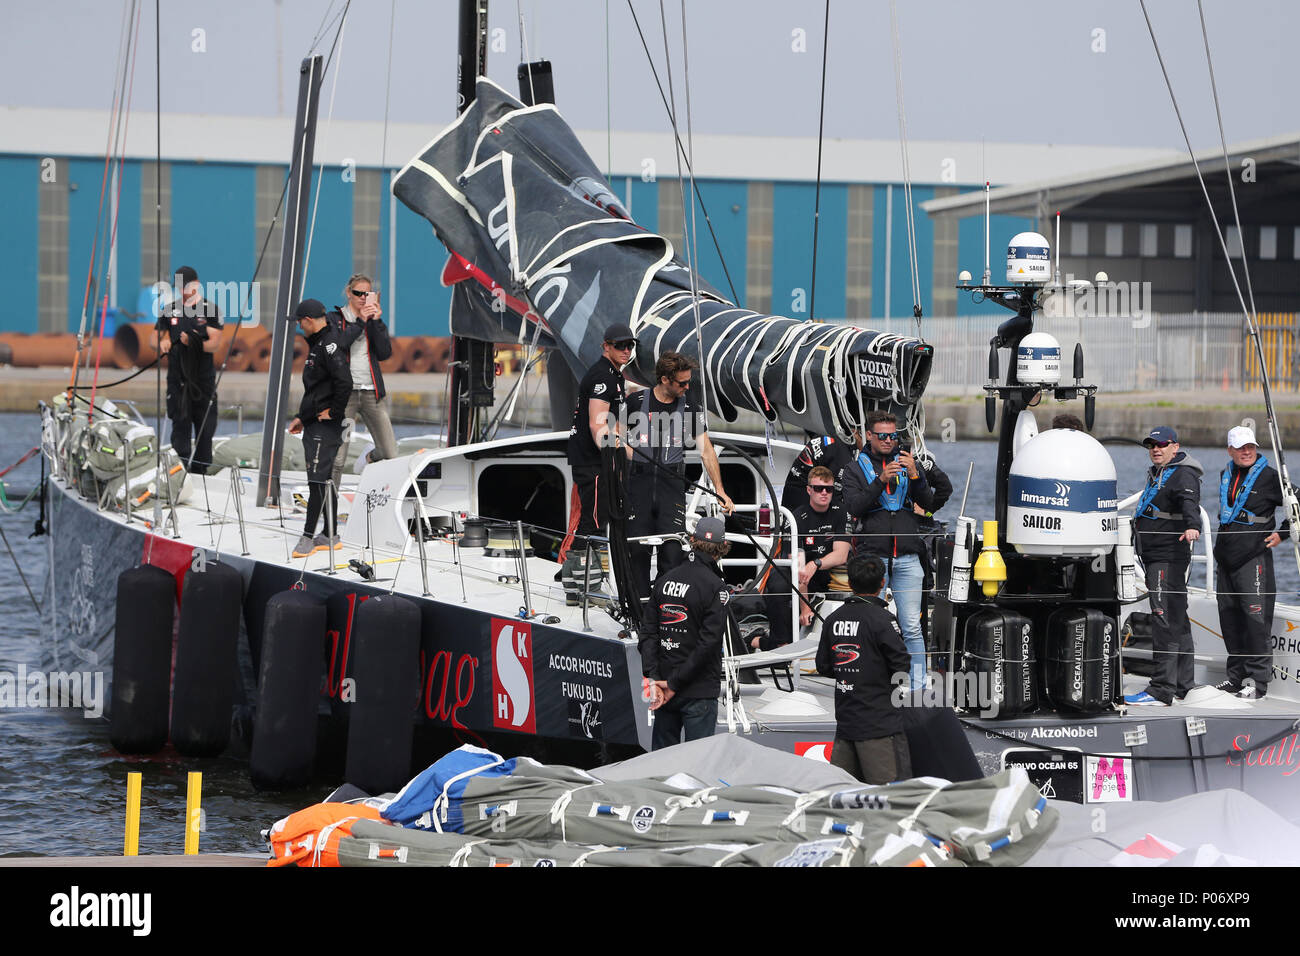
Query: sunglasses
1147 440 1173 449
809 485 834 494
608 339 635 350
872 432 898 442
350 289 374 298
673 377 692 387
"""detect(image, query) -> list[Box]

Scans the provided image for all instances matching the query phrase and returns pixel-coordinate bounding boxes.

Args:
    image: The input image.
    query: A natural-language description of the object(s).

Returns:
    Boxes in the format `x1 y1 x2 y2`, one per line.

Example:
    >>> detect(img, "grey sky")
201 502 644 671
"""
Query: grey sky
3 0 1295 153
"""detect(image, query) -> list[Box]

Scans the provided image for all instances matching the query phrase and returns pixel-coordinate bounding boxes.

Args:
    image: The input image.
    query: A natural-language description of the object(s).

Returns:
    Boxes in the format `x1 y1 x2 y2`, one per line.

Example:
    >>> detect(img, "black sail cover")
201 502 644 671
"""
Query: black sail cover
393 79 932 438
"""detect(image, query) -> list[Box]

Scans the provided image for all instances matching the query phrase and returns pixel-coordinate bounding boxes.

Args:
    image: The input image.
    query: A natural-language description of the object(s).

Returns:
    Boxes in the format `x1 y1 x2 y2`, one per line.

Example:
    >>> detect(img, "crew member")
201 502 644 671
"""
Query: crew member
781 431 862 513
560 323 633 603
329 272 398 492
1051 413 1085 431
625 351 734 602
1213 425 1290 700
816 554 913 784
842 410 937 688
639 516 735 749
155 265 222 474
1124 425 1202 707
287 299 352 559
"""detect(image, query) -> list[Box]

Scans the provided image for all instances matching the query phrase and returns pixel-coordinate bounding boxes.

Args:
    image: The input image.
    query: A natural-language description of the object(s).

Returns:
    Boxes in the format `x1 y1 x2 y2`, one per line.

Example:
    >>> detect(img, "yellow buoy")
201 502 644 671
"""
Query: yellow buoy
972 519 1007 597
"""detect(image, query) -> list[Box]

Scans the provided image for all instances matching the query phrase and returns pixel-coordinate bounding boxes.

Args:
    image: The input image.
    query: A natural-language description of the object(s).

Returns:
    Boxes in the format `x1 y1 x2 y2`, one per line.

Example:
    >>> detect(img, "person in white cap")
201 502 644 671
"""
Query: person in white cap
1213 425 1290 699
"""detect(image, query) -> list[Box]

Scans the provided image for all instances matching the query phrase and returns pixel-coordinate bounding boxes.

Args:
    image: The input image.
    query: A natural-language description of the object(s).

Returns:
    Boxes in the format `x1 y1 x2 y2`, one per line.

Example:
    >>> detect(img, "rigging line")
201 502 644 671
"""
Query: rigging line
606 0 613 180
889 0 922 327
1197 2 1257 322
677 0 711 427
70 0 136 398
624 0 741 305
151 0 163 541
308 0 345 56
380 0 396 173
808 0 830 324
1138 2 1285 472
303 9 348 285
517 1 537 106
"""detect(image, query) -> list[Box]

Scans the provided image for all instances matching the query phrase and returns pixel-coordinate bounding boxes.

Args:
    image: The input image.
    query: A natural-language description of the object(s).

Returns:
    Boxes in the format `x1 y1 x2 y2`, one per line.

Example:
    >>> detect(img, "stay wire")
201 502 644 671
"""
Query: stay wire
808 0 830 323
676 0 711 427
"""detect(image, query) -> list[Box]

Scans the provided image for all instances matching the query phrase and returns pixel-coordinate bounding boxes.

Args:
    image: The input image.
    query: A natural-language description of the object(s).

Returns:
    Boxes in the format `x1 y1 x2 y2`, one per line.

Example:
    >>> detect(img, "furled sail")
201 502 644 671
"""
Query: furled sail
393 79 932 438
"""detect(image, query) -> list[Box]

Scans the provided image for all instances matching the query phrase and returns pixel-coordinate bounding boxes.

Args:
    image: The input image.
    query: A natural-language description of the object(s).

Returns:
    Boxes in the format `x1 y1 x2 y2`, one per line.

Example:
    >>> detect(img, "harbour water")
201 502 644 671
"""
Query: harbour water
0 410 1296 857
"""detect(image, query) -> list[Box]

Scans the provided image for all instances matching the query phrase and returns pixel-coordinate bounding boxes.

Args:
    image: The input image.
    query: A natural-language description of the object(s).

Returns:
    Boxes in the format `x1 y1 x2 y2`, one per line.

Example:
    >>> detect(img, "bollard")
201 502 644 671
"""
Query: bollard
123 772 142 856
185 772 202 855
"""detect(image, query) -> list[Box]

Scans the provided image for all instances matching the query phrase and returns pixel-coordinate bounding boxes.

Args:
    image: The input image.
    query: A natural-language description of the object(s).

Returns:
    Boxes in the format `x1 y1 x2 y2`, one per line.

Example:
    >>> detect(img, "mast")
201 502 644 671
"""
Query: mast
257 55 324 505
447 0 491 447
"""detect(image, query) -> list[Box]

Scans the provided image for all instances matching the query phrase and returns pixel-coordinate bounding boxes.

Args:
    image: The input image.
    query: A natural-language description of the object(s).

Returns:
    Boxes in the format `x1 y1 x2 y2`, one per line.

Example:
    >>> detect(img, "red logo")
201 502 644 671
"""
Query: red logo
491 618 535 734
833 643 860 665
659 603 689 625
795 741 834 762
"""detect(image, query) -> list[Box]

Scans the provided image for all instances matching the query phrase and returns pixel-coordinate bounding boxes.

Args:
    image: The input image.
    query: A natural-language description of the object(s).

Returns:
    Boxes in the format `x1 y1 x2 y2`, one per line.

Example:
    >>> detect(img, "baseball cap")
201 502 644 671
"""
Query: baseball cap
1227 425 1257 448
694 516 725 542
293 298 327 320
603 322 635 343
1142 426 1178 447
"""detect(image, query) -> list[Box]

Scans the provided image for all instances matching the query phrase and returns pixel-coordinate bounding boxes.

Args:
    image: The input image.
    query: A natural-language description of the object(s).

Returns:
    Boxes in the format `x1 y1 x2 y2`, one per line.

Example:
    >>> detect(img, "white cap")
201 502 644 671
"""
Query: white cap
1227 425 1257 448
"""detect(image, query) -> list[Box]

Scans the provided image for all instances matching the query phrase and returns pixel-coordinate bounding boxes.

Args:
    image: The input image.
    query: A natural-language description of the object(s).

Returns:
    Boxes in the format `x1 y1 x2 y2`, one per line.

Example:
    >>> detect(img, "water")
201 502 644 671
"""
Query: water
1 410 1295 856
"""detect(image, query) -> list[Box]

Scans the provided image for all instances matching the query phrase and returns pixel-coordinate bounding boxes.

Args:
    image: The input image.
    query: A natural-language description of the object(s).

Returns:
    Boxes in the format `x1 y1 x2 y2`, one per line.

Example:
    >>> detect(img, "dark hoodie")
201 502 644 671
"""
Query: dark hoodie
1134 451 1203 563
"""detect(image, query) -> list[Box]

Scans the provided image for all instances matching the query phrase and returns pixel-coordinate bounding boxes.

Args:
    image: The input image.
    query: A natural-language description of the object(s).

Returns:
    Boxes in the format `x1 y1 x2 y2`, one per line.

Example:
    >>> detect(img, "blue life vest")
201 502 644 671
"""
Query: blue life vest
856 453 909 512
1219 455 1269 526
1136 464 1177 519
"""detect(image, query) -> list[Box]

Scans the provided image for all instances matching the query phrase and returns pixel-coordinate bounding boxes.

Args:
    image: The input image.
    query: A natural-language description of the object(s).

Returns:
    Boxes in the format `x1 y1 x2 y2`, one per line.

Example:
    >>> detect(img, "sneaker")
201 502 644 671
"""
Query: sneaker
1213 679 1241 694
1124 691 1169 707
313 533 342 552
291 534 316 558
1235 685 1266 700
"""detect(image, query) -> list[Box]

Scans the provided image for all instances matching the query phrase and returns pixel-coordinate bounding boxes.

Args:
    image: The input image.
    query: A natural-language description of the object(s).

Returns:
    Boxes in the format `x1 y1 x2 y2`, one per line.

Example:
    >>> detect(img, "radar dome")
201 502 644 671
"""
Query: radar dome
1007 231 1051 284
1007 429 1118 556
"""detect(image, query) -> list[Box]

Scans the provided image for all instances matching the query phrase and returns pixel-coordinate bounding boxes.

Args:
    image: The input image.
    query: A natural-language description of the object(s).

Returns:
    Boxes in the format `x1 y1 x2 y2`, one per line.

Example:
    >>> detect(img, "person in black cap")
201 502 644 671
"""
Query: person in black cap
1125 425 1203 707
155 265 223 474
1212 424 1290 700
559 321 634 604
816 554 913 784
638 515 736 749
287 298 352 559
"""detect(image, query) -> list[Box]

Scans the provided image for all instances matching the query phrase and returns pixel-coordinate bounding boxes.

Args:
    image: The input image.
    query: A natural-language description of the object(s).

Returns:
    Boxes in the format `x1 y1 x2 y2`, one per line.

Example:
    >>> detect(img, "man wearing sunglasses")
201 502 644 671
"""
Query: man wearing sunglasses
843 410 938 688
560 322 634 604
624 351 734 603
328 273 397 492
1211 425 1290 701
792 465 853 628
1125 426 1203 707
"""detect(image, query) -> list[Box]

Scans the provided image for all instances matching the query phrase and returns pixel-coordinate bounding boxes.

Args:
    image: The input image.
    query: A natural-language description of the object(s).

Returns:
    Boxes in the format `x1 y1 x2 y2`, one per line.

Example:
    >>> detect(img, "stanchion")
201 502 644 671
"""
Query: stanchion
123 772 142 856
184 771 202 855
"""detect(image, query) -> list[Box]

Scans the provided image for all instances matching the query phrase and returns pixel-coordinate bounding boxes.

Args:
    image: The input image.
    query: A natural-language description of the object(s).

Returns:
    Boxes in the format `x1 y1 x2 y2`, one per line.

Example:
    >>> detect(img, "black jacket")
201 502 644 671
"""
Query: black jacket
157 299 222 392
842 450 936 559
638 552 732 699
781 435 859 512
328 306 393 400
815 595 911 740
567 356 626 468
296 324 353 426
1134 452 1203 563
1214 458 1291 570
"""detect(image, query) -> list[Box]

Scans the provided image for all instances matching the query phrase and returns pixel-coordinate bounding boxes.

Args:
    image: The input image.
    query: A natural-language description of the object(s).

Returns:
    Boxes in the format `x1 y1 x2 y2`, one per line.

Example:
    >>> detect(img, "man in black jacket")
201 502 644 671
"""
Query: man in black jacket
781 431 862 513
816 554 913 784
329 272 397 491
639 516 734 749
1125 426 1202 707
155 265 223 474
842 410 937 689
1213 425 1291 700
287 299 353 558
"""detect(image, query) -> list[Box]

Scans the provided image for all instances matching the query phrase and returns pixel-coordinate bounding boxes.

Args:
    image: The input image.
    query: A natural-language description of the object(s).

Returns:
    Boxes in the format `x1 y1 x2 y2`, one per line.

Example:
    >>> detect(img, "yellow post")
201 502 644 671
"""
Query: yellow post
124 772 142 856
184 771 202 855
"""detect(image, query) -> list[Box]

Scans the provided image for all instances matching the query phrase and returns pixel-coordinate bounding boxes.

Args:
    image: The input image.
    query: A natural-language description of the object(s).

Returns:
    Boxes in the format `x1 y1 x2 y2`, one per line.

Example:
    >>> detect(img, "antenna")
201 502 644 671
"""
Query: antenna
982 181 991 286
1054 210 1061 286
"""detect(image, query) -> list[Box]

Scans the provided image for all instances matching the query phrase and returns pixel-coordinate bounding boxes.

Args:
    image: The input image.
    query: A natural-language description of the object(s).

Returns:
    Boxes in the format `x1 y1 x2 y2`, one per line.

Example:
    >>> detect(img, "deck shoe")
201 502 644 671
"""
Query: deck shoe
1213 679 1241 694
1235 684 1265 700
1124 690 1169 707
314 533 342 552
292 534 316 558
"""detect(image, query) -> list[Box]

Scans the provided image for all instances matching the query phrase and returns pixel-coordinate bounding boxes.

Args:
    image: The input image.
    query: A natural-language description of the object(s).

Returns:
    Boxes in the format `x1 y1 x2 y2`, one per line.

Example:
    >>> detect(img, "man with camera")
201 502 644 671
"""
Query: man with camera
155 265 223 475
329 273 397 492
843 410 937 689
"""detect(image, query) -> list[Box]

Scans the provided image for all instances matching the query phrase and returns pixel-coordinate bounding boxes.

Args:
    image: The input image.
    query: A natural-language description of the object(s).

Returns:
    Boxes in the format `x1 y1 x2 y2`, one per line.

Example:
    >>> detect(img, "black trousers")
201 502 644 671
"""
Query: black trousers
1216 553 1275 691
651 695 718 750
167 380 218 475
1145 559 1193 702
831 732 912 785
302 420 343 538
627 469 687 602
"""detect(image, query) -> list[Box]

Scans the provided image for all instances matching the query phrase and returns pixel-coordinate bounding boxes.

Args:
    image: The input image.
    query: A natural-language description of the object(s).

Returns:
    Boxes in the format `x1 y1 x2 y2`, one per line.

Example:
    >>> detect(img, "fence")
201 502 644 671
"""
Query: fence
834 312 1297 394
